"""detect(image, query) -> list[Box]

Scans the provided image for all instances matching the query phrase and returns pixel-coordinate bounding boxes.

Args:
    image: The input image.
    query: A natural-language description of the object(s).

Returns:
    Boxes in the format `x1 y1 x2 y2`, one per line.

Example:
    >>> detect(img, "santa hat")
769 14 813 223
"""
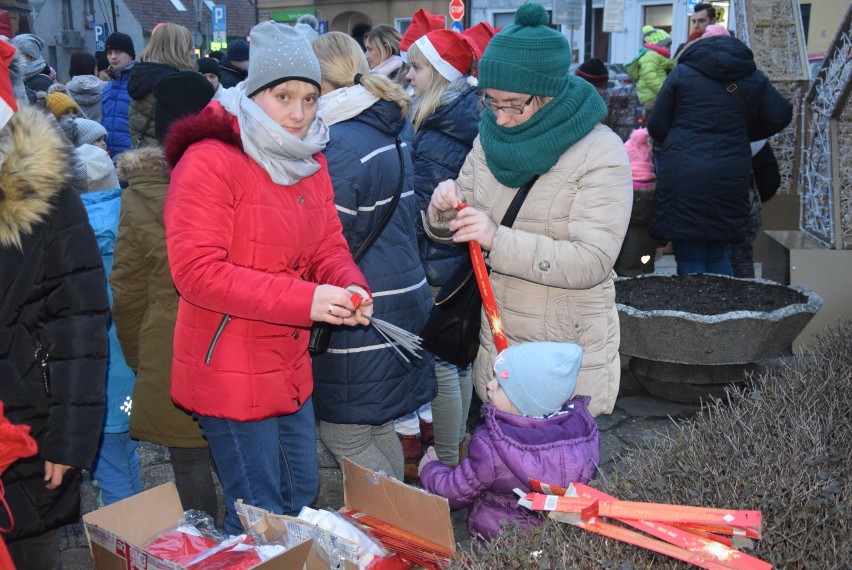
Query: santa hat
400 9 444 59
0 40 17 130
414 29 475 82
461 22 498 60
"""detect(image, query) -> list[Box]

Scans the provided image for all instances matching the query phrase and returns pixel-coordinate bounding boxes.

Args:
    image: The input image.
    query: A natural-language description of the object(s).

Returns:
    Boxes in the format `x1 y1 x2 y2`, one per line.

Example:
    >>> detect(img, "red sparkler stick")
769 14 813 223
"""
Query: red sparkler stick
456 204 509 353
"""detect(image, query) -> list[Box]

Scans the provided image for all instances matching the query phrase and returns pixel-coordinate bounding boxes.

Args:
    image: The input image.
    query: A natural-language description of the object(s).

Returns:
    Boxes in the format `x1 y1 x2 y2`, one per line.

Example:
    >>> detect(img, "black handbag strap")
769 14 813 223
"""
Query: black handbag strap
351 137 404 262
727 82 749 127
499 175 540 228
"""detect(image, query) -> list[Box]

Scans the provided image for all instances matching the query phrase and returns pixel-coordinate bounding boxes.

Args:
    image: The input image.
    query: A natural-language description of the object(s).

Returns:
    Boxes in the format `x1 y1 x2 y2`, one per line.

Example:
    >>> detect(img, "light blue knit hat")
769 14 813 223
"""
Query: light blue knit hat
493 342 583 417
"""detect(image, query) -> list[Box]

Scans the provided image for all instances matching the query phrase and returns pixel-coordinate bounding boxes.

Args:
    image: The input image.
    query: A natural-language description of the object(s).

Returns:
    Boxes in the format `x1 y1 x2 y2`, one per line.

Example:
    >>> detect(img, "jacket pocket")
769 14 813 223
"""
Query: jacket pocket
205 315 231 365
552 296 584 344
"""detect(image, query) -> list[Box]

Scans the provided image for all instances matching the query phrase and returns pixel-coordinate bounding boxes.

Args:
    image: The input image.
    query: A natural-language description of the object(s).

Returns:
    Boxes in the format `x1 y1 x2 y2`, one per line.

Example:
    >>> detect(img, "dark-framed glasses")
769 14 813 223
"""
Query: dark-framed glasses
480 94 535 115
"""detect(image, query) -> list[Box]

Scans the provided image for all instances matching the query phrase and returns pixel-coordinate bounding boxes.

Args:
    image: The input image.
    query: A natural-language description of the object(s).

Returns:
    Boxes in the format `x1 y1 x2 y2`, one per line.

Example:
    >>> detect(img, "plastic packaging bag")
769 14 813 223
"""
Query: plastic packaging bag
297 507 410 569
144 509 285 568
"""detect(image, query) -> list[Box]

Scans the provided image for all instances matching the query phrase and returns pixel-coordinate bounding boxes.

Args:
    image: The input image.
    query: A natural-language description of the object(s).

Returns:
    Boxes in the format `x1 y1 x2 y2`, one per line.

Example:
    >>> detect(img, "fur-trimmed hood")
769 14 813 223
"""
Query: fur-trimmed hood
115 146 170 229
0 106 73 249
164 101 242 169
116 145 169 180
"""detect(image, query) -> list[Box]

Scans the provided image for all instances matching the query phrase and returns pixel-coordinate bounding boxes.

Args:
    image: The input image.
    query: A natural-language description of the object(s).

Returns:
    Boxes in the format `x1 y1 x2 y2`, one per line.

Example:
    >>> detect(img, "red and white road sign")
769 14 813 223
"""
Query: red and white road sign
449 0 465 22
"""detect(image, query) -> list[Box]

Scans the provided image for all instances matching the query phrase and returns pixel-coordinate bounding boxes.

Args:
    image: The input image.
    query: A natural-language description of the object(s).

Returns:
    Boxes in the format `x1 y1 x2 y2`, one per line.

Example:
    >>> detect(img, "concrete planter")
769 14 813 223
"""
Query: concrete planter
617 275 822 366
617 275 822 403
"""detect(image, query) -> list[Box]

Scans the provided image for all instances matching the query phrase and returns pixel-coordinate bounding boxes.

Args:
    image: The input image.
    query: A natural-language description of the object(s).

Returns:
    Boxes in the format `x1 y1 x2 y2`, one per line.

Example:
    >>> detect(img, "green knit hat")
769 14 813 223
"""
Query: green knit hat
478 3 570 96
642 25 672 47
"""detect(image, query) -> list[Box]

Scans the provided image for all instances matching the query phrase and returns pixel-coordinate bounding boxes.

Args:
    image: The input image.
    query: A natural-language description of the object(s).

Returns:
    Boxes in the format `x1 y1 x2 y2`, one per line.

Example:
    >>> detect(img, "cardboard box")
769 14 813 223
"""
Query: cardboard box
83 482 312 570
237 502 361 570
239 459 456 570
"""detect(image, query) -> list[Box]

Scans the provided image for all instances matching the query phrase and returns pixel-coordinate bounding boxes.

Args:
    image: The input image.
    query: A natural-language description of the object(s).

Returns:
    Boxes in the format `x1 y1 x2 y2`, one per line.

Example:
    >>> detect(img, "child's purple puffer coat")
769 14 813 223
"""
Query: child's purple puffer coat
420 398 599 540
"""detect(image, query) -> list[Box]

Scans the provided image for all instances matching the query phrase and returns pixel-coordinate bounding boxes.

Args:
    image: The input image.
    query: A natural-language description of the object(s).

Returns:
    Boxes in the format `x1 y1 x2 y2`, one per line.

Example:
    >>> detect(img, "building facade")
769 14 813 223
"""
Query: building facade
257 0 846 64
32 0 253 83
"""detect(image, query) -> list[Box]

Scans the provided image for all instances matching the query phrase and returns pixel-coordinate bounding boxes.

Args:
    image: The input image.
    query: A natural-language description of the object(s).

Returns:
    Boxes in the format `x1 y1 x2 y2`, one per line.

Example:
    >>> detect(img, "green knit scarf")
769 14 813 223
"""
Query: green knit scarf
479 77 607 188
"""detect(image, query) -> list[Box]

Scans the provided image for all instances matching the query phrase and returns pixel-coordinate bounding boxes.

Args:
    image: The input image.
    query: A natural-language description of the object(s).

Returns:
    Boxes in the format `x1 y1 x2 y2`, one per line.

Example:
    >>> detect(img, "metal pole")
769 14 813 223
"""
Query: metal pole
111 0 117 33
584 0 593 59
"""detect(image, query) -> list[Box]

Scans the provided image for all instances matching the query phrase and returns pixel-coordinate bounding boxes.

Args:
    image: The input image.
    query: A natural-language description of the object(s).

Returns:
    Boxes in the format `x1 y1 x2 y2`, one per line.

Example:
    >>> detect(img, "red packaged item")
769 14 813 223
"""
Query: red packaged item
186 534 263 569
144 526 219 566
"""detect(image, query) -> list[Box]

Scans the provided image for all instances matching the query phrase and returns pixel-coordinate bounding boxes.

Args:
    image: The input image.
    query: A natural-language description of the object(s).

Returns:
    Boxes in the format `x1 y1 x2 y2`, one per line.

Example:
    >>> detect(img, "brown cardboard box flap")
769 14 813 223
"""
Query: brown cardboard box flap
341 459 455 553
83 482 184 547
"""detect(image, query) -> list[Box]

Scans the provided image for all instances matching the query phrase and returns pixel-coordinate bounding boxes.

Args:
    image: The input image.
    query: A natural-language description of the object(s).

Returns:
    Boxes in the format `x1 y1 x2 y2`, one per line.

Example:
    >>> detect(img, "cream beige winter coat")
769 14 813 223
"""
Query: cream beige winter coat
425 124 632 416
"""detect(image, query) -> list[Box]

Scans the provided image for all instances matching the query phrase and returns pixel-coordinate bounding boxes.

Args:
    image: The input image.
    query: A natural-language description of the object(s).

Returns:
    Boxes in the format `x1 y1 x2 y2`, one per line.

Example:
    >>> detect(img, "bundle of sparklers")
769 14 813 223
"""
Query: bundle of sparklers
349 293 423 363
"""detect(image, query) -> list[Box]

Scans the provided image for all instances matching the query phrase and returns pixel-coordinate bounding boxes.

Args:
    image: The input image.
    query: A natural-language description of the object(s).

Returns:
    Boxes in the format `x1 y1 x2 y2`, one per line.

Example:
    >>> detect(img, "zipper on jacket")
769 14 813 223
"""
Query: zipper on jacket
205 315 231 365
34 340 51 397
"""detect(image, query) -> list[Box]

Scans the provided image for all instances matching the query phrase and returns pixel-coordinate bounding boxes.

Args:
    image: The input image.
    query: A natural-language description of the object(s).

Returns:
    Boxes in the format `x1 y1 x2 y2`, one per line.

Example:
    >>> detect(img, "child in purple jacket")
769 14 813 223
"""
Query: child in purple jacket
418 342 600 541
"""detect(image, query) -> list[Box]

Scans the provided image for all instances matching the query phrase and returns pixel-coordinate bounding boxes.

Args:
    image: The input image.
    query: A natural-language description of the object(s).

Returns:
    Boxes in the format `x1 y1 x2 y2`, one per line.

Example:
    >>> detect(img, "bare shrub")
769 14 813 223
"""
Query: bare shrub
452 323 852 569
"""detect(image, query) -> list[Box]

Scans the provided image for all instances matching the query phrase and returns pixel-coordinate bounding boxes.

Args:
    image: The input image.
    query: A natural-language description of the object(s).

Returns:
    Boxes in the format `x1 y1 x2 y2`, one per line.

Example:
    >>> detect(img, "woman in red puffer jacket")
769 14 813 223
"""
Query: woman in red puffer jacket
163 21 372 534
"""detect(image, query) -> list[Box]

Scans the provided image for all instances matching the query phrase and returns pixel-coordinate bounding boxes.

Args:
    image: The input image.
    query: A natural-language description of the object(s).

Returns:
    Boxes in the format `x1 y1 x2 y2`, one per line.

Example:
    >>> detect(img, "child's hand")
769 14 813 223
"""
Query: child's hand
418 446 439 475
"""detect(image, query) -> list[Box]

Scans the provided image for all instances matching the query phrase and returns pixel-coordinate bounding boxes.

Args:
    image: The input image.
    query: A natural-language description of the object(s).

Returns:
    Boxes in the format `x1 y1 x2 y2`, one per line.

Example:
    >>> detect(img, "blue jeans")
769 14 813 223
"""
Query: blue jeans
91 431 142 507
672 240 733 276
197 398 319 534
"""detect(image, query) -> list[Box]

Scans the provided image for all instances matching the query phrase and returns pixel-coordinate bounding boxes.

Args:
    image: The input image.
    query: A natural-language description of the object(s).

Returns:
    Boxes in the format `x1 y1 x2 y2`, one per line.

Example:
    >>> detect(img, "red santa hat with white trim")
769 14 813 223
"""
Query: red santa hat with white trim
400 9 445 61
0 40 17 130
414 29 476 82
461 22 499 60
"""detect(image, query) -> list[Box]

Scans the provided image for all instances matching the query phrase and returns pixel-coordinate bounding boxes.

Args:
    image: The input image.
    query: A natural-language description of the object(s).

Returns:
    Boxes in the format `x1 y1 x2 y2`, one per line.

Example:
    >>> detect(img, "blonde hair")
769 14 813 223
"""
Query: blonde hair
405 42 450 132
312 32 410 119
364 25 402 64
140 23 196 72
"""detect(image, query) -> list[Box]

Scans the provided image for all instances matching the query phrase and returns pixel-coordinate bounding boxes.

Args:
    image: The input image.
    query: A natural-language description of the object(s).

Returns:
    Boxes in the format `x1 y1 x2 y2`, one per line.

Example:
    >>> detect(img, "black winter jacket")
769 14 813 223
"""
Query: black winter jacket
410 81 480 288
0 107 108 542
647 36 792 243
218 59 247 89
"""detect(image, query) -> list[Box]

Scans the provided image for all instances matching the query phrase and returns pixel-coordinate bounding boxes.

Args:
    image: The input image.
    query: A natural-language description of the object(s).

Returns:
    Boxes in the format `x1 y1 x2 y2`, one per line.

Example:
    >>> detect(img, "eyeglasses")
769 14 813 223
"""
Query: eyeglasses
480 94 535 115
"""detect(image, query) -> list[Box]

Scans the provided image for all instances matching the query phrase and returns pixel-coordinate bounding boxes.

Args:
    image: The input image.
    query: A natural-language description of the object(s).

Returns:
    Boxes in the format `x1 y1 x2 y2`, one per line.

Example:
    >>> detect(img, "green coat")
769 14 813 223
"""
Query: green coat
111 147 207 448
626 47 675 104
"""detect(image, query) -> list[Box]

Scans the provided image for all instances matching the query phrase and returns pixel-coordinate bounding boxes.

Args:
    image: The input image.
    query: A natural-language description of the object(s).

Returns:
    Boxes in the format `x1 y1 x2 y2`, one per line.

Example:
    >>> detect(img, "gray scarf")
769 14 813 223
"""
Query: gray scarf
22 58 47 82
107 61 135 80
220 85 329 185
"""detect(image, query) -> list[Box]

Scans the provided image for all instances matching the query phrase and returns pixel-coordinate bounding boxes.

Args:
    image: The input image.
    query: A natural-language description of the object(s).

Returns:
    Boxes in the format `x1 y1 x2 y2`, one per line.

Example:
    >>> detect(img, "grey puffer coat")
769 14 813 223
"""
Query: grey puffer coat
66 74 106 122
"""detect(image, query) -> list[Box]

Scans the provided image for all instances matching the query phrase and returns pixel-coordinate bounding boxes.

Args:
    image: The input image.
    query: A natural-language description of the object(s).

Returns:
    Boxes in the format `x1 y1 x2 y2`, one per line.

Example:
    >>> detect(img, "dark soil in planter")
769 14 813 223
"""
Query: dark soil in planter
615 274 809 315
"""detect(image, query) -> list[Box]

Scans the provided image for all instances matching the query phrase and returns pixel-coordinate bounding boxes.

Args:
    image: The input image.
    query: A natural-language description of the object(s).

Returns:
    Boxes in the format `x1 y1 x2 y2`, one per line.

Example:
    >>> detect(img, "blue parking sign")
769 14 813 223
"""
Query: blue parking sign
212 5 227 32
94 24 108 51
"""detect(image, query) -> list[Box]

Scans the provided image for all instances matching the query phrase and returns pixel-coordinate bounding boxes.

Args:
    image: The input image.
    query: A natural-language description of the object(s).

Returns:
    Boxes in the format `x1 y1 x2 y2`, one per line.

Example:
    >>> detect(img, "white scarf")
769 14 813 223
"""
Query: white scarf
219 85 330 186
317 85 379 127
